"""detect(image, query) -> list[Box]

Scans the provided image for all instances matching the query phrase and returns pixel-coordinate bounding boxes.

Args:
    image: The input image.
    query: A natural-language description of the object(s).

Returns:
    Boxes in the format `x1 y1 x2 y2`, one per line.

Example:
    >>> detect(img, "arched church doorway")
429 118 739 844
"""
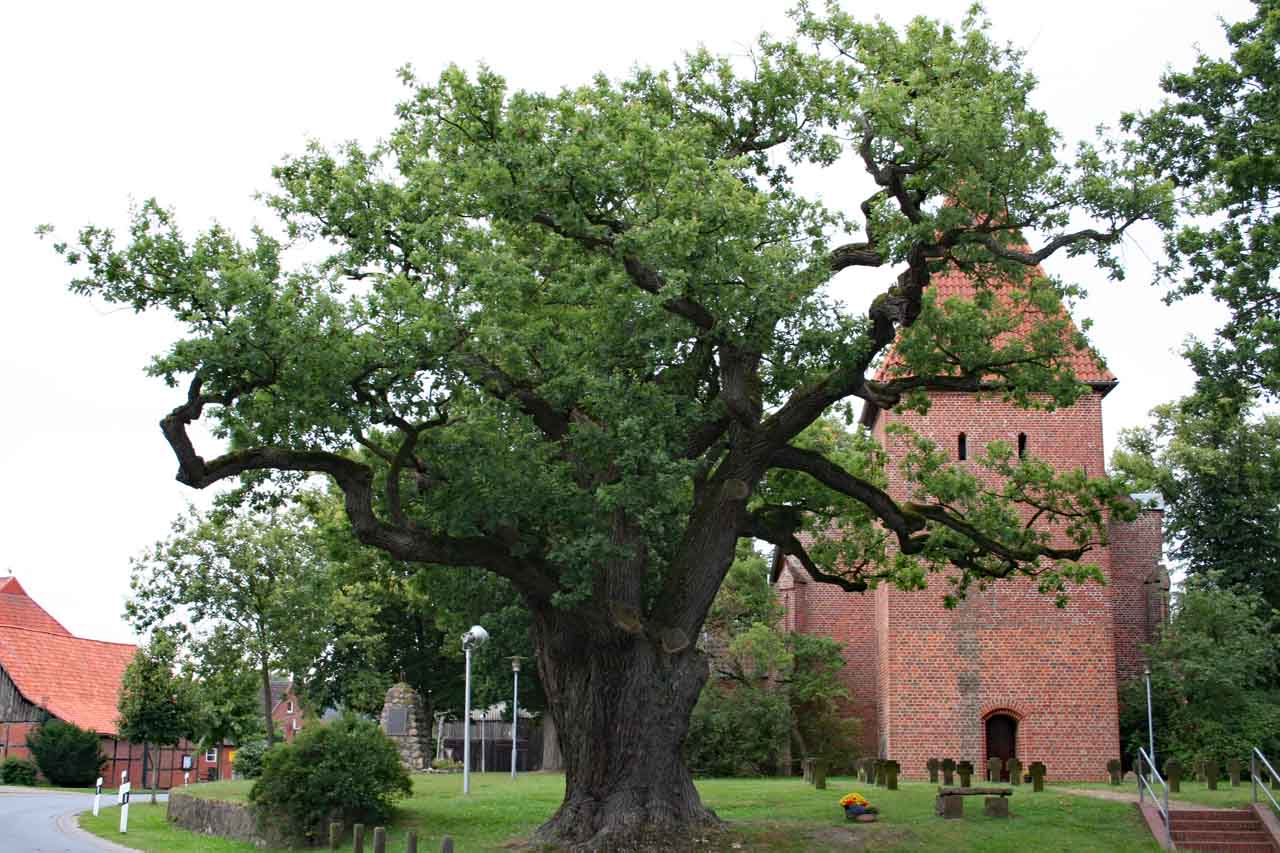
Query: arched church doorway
985 713 1018 781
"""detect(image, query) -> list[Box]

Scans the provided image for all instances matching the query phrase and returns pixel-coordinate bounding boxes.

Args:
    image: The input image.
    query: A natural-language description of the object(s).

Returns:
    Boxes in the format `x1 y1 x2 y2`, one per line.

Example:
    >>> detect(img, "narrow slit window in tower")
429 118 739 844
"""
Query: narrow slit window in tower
958 432 967 461
1018 432 1027 459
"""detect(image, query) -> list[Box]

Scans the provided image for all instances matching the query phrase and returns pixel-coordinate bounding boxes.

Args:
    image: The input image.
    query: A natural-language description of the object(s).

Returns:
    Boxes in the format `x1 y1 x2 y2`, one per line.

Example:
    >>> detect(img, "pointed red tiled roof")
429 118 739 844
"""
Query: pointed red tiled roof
0 576 72 635
874 265 1115 386
0 626 136 735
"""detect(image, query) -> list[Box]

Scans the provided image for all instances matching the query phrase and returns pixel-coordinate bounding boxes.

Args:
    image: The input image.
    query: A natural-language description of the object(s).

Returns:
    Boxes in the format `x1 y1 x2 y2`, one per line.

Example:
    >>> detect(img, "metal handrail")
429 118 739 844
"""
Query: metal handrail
1137 747 1172 850
1252 748 1280 814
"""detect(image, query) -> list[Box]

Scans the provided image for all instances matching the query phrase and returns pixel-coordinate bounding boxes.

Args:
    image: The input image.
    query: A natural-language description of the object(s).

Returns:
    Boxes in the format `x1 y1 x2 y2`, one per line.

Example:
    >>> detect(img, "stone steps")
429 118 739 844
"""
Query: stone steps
1168 808 1277 852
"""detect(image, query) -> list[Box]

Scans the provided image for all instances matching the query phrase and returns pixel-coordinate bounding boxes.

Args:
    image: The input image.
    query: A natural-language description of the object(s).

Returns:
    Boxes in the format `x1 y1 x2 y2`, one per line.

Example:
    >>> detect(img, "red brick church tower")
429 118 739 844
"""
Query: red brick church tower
773 267 1168 781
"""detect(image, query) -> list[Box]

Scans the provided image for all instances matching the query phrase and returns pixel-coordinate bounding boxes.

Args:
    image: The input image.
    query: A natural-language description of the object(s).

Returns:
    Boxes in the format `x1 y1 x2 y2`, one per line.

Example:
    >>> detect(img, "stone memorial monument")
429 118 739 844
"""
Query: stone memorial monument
380 682 432 771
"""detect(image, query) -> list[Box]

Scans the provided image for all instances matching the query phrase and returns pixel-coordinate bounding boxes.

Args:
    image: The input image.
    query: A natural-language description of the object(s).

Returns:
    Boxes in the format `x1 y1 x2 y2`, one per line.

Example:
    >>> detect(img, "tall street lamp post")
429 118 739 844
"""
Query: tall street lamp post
510 657 522 780
461 625 489 795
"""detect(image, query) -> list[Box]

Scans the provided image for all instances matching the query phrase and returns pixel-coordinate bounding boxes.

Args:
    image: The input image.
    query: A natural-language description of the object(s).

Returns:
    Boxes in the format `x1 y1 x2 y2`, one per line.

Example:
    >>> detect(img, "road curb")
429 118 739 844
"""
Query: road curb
58 807 142 852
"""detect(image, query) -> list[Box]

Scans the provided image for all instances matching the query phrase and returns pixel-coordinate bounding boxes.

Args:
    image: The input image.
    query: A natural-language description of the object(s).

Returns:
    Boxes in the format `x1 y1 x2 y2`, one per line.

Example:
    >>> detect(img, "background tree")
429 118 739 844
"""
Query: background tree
1125 0 1280 398
128 506 331 747
116 629 196 802
301 488 544 720
1114 395 1280 613
52 5 1168 845
184 625 272 750
1118 576 1280 768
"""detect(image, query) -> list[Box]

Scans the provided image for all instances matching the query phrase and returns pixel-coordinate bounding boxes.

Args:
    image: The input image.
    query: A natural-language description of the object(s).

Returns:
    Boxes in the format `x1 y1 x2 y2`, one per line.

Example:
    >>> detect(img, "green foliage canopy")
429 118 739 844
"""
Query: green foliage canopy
25 721 107 788
50 6 1166 631
1125 0 1280 398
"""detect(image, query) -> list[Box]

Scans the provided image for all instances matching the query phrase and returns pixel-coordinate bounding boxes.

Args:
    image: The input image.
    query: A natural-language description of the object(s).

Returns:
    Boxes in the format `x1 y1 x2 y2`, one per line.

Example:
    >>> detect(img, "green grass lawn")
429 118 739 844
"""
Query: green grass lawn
1056 779 1280 809
79 773 1163 852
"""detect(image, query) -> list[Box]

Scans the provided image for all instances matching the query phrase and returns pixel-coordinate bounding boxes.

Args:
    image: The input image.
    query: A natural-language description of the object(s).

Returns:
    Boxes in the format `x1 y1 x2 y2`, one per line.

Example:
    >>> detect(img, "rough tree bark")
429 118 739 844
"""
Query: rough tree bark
530 609 720 852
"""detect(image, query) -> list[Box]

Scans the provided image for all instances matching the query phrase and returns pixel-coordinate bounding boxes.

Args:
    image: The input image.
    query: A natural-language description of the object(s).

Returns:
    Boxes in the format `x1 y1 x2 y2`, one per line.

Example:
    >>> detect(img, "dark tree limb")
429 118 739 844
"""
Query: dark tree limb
159 376 560 601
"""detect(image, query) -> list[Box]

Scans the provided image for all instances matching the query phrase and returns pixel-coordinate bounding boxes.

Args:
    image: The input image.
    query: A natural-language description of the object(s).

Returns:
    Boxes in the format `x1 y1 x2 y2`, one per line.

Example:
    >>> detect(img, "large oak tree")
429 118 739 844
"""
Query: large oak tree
52 7 1168 848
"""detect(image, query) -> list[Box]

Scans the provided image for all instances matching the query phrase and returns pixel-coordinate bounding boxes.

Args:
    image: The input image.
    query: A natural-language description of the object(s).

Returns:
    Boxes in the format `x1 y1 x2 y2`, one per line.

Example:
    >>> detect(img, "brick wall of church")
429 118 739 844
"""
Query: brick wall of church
871 391 1122 781
1109 508 1167 687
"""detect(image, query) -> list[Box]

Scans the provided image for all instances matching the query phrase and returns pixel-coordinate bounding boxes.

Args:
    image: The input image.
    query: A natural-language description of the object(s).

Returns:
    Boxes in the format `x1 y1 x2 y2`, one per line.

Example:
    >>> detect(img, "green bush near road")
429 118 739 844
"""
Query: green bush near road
25 721 106 787
248 715 411 844
1 756 37 785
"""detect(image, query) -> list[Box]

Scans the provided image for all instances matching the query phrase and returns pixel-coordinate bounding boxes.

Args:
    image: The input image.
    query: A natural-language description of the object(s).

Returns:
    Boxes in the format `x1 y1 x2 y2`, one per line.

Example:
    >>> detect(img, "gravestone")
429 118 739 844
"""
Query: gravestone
927 758 940 784
987 757 1003 783
1029 761 1046 792
1204 759 1220 790
984 796 1010 818
875 760 886 787
1106 759 1122 785
1007 758 1022 786
942 758 956 786
380 682 432 771
936 794 964 819
1227 759 1242 787
813 761 828 790
1164 759 1182 793
885 760 899 791
957 761 973 788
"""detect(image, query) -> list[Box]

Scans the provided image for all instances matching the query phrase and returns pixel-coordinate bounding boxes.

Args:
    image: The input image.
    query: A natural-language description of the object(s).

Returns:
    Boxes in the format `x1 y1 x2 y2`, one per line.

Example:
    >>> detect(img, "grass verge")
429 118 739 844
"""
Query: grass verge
79 773 1163 852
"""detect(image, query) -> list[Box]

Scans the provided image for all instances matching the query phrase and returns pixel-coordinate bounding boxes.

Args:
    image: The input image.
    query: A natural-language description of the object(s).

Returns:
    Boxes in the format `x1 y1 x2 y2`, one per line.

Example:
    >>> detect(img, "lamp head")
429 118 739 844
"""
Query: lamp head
462 625 489 649
510 655 522 673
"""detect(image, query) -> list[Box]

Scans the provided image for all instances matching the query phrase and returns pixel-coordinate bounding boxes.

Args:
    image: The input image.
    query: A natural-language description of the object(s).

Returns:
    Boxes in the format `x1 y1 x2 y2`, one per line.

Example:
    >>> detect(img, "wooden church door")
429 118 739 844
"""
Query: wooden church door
985 714 1017 781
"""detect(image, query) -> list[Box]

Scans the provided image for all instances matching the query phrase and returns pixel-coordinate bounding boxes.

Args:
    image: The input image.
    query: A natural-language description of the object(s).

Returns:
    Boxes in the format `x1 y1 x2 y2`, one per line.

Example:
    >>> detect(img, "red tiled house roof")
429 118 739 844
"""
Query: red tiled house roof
0 579 136 734
0 576 72 635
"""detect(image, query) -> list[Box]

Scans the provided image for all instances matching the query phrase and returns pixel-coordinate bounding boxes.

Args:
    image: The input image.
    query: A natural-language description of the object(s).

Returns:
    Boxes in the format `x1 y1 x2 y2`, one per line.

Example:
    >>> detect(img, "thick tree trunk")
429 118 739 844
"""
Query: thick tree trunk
530 610 720 852
260 658 275 748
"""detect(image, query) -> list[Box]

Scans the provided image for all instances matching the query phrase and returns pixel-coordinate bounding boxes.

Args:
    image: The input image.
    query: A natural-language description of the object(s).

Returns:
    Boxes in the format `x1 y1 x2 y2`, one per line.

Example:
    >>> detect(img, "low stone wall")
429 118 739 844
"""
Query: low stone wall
166 791 281 848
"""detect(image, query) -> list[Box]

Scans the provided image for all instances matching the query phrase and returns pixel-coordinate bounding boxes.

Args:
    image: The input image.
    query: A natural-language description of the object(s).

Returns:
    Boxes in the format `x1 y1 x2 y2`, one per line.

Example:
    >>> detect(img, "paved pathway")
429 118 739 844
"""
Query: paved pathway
0 787 149 852
1057 786 1232 810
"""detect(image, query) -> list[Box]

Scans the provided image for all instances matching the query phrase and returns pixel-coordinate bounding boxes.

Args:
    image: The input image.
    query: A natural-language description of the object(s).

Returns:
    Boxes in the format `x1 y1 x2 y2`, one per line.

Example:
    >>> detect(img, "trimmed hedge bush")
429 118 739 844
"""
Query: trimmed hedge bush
232 737 271 780
249 715 410 843
1 756 38 785
26 721 106 787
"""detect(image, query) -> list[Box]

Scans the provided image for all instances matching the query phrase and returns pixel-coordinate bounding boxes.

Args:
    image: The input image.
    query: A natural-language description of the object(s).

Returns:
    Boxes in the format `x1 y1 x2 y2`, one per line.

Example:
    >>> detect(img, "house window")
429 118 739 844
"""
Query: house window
958 432 967 461
292 719 300 732
205 748 217 764
1018 432 1027 459
286 700 293 714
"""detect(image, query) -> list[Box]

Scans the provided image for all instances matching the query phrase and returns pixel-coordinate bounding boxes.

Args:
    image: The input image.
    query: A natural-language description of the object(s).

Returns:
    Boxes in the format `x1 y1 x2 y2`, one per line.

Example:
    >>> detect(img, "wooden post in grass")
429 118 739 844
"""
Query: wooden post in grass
372 826 385 853
1165 759 1182 793
329 821 342 850
353 823 365 853
405 830 417 853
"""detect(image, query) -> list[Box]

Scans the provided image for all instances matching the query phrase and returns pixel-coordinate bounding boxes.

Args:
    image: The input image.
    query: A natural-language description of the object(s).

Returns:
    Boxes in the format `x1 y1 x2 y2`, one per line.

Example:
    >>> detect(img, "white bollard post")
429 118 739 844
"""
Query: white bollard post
184 772 189 786
118 782 131 833
92 776 103 817
117 770 127 805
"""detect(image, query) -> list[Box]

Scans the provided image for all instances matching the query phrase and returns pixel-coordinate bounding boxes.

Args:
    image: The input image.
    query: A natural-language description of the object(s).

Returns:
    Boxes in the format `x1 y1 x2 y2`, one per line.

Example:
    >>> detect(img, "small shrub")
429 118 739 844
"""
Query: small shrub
25 721 106 787
1 756 38 785
249 715 411 843
233 738 271 779
685 681 789 777
429 757 461 770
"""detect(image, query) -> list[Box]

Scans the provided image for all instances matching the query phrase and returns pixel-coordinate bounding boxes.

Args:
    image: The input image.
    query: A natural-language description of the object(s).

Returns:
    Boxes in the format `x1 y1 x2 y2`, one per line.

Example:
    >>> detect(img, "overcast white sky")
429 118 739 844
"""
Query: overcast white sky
0 0 1251 643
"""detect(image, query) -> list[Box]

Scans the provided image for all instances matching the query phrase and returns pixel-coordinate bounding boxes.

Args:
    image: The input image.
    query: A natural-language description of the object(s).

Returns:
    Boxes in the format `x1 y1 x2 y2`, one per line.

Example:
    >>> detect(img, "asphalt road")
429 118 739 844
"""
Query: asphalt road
0 787 149 852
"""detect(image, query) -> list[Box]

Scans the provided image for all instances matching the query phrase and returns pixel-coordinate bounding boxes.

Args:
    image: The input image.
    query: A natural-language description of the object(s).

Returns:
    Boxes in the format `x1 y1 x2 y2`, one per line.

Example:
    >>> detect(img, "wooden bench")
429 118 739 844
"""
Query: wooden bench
935 786 1014 819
